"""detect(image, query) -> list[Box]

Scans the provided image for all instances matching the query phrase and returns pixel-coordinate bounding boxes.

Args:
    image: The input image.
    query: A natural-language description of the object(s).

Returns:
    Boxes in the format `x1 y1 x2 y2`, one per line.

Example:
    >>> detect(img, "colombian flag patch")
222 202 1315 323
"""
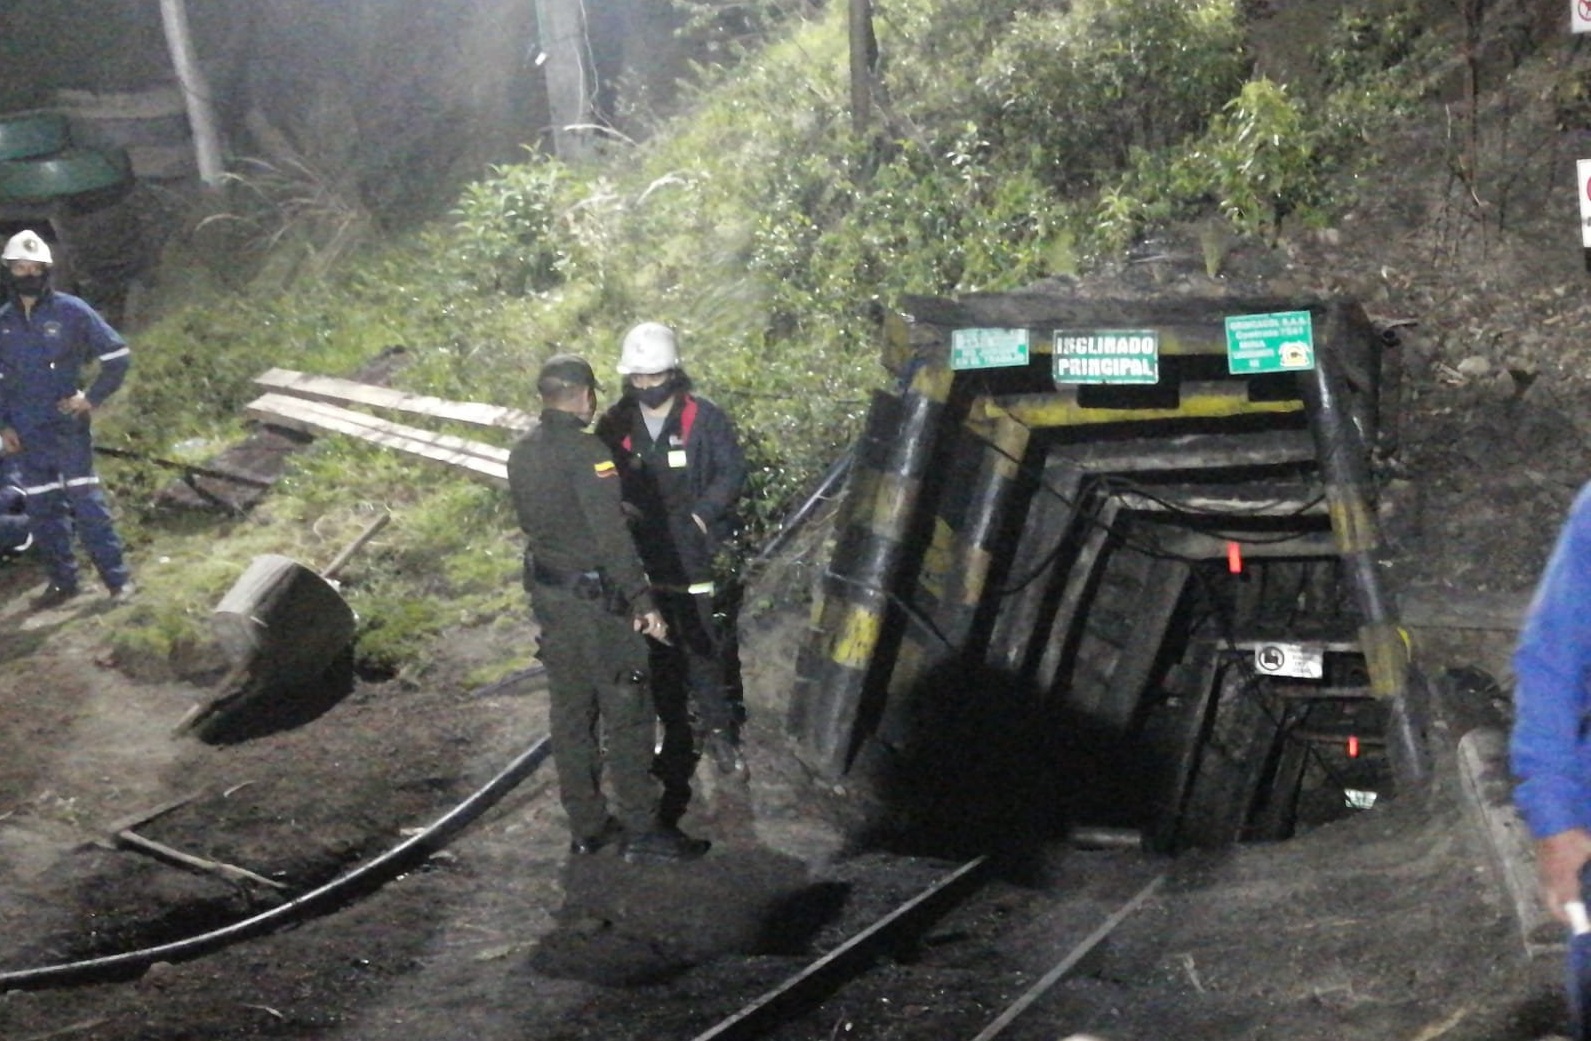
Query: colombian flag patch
593 460 617 478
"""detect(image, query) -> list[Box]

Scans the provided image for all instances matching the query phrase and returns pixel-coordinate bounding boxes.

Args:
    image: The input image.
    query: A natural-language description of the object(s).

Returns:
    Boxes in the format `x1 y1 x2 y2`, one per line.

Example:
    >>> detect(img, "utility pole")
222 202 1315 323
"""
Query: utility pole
849 0 877 135
533 0 594 161
157 0 224 187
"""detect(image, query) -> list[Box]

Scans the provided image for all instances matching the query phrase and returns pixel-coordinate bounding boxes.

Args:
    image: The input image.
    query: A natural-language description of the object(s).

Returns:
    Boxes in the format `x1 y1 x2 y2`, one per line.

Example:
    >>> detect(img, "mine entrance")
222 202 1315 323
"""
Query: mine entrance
787 291 1417 853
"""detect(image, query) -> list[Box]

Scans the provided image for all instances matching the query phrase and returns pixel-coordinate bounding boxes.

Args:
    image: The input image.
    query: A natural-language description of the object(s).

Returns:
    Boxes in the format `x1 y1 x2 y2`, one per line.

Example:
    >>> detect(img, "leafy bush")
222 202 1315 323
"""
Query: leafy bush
451 156 579 296
1180 79 1324 240
974 0 1249 191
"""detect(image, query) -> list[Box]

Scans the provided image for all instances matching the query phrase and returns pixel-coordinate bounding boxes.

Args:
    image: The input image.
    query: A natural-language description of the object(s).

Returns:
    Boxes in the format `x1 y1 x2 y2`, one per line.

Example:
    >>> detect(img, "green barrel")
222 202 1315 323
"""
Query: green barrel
0 112 71 162
0 147 132 202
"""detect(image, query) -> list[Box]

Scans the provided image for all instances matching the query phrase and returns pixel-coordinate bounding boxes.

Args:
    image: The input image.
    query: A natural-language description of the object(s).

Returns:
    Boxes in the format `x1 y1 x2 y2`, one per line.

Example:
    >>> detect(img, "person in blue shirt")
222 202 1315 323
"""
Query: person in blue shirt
0 230 133 608
1512 482 1591 923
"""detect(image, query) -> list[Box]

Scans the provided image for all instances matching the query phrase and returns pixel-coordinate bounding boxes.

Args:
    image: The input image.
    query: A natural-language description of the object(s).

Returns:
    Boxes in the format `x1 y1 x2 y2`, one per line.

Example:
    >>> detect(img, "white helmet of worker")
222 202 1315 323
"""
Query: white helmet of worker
1 231 52 265
617 321 680 375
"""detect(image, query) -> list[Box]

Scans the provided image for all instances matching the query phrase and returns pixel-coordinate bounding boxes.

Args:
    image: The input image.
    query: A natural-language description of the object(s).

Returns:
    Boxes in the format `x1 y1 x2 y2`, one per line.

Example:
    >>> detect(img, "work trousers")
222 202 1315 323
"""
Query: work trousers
16 426 129 591
532 584 658 839
652 586 736 733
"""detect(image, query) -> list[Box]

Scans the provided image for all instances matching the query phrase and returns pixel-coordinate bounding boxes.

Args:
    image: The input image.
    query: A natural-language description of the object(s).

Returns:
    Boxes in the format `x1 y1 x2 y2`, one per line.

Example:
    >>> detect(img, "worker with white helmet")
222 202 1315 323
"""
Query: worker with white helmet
0 228 134 608
596 321 750 785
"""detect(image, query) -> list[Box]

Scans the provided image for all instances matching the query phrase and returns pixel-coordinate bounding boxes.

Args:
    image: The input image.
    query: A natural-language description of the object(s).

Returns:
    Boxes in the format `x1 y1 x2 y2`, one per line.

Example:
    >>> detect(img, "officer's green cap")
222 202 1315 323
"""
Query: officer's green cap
538 354 601 391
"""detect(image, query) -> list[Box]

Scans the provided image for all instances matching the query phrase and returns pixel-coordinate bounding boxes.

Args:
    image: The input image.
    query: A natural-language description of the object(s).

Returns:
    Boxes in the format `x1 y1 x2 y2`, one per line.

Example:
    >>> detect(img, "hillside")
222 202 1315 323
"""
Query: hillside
3 0 1591 1038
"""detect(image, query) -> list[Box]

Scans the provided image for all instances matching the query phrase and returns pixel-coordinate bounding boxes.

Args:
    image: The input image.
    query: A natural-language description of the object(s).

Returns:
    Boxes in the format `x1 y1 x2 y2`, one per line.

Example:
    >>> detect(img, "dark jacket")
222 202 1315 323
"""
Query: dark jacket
596 391 747 584
508 409 655 614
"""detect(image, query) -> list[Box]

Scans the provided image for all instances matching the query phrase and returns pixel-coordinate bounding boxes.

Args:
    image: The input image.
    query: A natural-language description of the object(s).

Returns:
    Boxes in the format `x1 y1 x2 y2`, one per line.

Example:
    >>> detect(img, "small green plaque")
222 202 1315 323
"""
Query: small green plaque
1052 330 1160 385
1224 310 1315 374
951 328 1030 371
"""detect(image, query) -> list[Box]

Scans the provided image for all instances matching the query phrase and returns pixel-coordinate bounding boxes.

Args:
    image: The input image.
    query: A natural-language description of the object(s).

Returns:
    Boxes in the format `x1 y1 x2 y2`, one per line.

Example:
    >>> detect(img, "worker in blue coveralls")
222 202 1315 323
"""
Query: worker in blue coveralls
596 322 749 787
0 229 134 609
1512 482 1591 924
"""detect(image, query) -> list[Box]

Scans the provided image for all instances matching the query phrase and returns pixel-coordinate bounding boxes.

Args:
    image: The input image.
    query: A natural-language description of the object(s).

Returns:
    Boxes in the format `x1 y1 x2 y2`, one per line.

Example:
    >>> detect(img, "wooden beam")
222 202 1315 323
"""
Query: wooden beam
1051 429 1317 473
1398 588 1532 631
254 368 536 432
244 393 509 486
1106 483 1325 516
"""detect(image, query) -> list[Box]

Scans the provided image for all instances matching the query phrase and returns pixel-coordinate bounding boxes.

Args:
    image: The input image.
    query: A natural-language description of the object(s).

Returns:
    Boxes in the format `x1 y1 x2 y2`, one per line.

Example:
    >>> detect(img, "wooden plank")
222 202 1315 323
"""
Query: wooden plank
1052 429 1318 473
1398 587 1532 631
1107 484 1325 516
244 393 509 486
158 349 415 514
255 367 536 432
1456 727 1560 954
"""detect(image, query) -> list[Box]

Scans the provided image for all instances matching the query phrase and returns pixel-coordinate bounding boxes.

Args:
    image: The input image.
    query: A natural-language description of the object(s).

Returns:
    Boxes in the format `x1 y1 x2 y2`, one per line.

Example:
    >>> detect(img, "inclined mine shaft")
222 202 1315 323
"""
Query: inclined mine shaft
787 290 1418 853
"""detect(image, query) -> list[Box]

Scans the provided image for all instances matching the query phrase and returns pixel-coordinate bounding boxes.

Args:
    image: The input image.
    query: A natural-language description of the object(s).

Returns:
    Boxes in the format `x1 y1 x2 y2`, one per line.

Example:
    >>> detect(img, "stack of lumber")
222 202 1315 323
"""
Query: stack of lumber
244 368 534 488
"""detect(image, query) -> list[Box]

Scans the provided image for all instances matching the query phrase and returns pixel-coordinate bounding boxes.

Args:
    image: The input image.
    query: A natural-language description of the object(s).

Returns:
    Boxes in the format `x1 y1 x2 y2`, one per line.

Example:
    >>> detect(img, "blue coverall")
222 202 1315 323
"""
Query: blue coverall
1512 481 1591 842
0 288 131 593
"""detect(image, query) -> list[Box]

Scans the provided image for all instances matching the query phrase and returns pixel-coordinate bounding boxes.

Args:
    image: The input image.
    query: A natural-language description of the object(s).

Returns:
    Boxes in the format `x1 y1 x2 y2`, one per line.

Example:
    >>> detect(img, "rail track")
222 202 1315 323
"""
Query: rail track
683 849 1169 1041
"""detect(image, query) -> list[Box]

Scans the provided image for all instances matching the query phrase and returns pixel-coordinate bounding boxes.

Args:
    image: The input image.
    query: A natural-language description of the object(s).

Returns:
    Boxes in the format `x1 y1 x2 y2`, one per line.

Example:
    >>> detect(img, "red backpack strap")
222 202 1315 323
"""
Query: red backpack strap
679 395 698 444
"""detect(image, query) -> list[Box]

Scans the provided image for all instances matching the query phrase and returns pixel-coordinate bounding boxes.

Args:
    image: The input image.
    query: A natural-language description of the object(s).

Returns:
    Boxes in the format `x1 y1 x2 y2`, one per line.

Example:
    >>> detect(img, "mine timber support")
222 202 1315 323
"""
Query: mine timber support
789 290 1417 849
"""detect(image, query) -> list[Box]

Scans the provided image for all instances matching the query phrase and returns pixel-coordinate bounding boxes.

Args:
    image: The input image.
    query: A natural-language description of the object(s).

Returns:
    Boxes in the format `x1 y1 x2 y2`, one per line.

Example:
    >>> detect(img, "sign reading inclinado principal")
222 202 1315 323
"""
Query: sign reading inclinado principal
1052 330 1160 385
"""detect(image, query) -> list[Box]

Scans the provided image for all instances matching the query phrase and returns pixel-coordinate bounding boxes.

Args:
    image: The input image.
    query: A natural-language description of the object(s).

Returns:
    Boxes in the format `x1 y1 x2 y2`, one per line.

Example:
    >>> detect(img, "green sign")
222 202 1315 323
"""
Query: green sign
1052 330 1160 385
951 328 1030 370
1224 310 1315 374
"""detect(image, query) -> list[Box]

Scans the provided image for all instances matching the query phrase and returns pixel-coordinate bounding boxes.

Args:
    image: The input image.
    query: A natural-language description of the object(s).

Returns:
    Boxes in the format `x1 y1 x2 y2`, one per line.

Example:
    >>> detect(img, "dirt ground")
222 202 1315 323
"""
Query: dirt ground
10 12 1591 1041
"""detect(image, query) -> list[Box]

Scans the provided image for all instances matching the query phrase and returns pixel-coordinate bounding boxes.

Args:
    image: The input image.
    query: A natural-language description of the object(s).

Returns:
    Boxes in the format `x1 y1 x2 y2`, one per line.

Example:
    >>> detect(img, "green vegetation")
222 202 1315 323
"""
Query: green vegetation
105 0 1439 676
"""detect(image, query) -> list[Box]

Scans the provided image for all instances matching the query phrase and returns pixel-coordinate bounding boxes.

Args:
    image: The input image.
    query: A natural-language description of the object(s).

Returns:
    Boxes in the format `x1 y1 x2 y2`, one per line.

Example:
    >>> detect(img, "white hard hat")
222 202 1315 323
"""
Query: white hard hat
617 321 680 375
2 230 52 265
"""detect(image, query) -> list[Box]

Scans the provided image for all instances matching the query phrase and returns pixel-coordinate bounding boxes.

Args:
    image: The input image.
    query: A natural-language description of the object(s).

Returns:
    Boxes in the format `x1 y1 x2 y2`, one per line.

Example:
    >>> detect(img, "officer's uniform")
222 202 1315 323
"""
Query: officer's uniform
596 391 746 740
508 407 661 844
0 286 131 594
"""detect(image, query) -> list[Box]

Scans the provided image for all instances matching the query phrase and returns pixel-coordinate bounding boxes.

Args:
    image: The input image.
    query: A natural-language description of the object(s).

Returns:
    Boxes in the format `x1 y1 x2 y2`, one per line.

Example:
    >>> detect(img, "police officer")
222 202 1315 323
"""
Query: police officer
0 229 133 608
596 322 749 779
508 353 710 863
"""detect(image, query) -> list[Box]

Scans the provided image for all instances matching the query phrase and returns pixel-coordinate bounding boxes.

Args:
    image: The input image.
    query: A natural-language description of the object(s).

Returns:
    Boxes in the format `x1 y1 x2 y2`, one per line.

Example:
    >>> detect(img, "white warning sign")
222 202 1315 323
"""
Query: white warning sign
1253 642 1325 679
1579 159 1591 247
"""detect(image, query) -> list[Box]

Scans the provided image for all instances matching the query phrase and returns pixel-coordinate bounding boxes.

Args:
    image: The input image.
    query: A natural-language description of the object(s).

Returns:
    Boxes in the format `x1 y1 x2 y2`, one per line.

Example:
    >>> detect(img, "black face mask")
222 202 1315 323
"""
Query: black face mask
9 272 47 297
628 378 677 409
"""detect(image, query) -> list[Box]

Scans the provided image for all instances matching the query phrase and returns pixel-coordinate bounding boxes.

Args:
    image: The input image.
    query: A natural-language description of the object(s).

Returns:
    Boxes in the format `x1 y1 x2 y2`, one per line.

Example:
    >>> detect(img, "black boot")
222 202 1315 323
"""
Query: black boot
702 728 747 777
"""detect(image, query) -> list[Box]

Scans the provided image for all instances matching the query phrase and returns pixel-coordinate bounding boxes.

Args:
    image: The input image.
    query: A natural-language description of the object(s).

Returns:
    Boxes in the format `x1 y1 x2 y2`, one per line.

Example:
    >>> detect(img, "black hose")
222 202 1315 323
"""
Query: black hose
0 735 553 991
753 447 854 564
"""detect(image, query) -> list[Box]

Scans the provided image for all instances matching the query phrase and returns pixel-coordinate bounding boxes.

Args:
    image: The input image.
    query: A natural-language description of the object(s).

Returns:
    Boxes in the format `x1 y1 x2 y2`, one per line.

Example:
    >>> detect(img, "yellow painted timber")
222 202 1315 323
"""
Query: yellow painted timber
920 516 955 600
832 605 883 670
1360 622 1409 699
868 471 920 537
977 382 1302 427
1327 494 1380 555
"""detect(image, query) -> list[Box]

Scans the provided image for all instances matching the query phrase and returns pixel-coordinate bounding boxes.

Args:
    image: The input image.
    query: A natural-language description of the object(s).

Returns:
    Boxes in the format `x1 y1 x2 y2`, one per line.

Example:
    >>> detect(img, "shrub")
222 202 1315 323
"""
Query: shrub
974 0 1249 191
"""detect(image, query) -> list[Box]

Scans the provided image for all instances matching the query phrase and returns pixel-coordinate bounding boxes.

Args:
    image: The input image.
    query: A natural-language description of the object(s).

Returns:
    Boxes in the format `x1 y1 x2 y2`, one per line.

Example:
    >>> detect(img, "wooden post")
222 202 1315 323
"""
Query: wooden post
533 0 594 161
158 0 224 187
849 0 876 135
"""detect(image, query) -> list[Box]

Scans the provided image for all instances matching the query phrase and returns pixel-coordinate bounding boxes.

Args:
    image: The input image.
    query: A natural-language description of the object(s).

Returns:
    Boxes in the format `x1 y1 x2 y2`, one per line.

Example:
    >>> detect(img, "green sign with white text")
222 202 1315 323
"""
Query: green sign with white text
1224 310 1316 374
950 328 1030 370
1052 330 1160 384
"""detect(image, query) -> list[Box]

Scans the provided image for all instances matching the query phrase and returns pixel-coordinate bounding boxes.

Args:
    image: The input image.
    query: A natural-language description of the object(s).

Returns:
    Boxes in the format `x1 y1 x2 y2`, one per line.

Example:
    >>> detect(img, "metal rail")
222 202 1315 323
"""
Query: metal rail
685 856 1168 1041
970 873 1166 1040
689 855 991 1041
